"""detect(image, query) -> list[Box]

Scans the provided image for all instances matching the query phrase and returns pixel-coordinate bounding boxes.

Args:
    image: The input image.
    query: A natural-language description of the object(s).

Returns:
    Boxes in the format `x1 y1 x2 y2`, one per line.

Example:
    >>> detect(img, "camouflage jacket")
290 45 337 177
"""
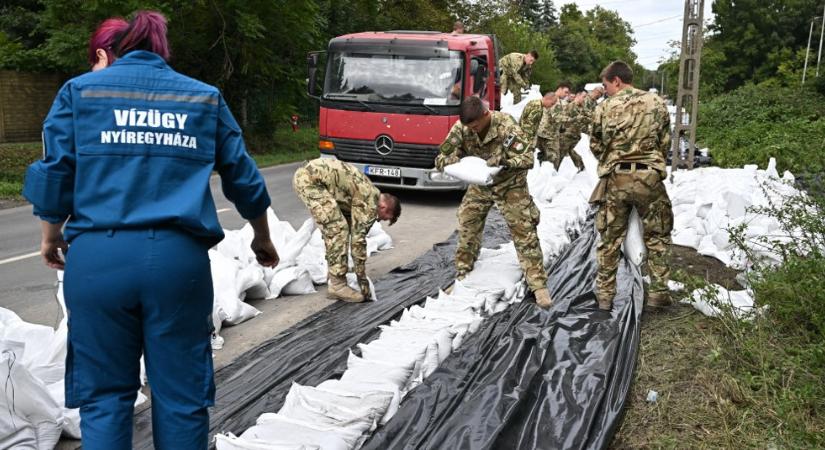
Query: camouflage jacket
519 99 544 143
300 158 379 276
589 87 671 177
435 111 532 190
498 53 532 90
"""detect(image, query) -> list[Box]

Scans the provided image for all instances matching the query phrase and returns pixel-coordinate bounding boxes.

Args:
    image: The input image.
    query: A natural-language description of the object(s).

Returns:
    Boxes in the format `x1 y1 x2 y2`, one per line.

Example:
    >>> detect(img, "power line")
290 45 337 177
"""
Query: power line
632 14 682 28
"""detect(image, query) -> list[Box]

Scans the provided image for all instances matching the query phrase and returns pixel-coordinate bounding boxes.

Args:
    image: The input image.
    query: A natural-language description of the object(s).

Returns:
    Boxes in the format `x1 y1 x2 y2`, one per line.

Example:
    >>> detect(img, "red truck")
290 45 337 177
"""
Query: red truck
307 31 500 190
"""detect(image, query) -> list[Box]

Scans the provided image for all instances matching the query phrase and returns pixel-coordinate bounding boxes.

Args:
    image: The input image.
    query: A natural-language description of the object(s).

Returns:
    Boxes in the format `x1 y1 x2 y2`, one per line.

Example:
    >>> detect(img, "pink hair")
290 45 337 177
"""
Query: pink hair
115 11 171 61
87 18 129 67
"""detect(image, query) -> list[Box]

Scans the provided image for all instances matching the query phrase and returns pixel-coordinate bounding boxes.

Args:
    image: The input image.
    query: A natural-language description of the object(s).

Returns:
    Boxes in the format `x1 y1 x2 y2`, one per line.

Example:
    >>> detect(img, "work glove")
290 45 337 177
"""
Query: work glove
357 275 372 300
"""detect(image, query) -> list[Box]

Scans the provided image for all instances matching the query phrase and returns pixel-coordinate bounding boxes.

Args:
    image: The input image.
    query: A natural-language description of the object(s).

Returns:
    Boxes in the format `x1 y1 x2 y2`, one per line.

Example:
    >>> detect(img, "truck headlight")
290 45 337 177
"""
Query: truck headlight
429 171 458 182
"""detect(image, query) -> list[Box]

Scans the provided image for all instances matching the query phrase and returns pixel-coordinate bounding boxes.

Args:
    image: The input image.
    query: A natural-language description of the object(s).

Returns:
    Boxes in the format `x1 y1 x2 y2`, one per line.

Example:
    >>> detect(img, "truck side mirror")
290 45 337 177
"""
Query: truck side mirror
307 52 321 99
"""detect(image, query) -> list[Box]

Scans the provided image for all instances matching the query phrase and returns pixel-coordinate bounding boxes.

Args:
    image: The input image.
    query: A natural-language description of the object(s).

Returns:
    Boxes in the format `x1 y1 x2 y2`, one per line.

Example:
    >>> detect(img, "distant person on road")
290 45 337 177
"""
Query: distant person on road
498 50 538 104
589 60 674 311
452 20 465 34
88 17 128 71
519 91 557 153
436 96 552 308
23 10 279 450
293 158 401 303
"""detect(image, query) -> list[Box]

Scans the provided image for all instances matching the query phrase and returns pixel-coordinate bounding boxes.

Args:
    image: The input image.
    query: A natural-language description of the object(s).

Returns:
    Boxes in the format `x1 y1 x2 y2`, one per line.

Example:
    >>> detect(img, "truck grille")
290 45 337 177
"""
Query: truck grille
324 138 438 169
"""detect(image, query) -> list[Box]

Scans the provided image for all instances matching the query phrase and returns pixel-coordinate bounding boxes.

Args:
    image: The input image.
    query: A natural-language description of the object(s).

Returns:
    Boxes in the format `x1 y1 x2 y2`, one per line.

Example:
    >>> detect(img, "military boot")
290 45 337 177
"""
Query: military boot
535 288 553 309
647 291 672 309
596 291 614 311
328 276 365 303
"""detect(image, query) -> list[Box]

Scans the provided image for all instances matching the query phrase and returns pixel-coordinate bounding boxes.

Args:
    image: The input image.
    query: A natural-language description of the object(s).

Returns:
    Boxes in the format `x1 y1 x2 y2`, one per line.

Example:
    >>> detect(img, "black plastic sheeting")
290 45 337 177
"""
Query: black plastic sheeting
132 211 643 450
132 213 513 449
361 217 644 450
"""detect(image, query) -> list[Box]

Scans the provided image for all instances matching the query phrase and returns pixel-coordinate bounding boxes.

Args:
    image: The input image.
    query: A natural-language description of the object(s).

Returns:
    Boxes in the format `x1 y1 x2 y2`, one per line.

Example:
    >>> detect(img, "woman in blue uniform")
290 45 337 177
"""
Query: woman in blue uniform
23 11 279 450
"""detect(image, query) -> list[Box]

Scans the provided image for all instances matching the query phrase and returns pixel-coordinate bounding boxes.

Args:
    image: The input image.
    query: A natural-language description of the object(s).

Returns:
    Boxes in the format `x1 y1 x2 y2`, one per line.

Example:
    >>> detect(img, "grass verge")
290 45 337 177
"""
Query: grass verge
614 188 825 448
0 127 320 203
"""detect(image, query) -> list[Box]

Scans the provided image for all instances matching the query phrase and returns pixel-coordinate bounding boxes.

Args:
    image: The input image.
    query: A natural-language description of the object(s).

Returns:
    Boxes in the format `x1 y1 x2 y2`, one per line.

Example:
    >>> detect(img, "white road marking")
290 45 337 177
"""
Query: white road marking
0 251 40 265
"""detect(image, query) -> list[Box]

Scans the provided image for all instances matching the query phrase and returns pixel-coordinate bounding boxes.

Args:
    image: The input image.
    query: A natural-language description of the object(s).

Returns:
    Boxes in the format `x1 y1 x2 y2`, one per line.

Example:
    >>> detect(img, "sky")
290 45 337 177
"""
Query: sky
566 0 715 70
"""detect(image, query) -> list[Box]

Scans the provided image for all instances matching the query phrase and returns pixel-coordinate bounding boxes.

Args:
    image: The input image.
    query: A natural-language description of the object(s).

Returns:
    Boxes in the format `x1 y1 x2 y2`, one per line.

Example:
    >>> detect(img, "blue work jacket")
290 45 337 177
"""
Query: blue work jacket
23 51 270 246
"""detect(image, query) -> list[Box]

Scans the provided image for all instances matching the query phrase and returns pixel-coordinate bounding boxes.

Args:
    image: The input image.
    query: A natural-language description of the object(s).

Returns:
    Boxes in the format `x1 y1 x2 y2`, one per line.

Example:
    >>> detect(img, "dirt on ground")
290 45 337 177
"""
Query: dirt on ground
611 244 746 449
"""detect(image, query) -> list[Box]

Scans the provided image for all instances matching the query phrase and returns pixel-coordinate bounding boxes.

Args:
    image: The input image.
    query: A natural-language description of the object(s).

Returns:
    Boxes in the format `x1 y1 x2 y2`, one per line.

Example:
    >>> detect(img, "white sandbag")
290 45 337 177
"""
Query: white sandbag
682 284 760 320
499 84 542 121
281 382 394 431
0 342 64 450
281 269 317 296
278 218 317 267
278 388 374 434
342 352 414 389
316 379 401 425
443 156 502 186
622 208 645 266
220 413 363 450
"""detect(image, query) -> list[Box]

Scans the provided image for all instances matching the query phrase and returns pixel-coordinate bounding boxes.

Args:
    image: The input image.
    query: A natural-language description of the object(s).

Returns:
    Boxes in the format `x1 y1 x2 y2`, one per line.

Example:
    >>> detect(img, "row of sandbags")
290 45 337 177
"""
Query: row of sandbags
214 137 600 449
210 208 392 347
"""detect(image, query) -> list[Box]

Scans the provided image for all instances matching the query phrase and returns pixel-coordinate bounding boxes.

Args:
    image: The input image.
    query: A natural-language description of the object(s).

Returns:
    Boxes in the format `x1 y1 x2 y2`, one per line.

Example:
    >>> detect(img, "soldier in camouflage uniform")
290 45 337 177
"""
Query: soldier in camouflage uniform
498 50 538 104
519 91 558 151
293 158 401 302
536 82 585 170
589 61 674 311
436 96 552 308
556 92 587 171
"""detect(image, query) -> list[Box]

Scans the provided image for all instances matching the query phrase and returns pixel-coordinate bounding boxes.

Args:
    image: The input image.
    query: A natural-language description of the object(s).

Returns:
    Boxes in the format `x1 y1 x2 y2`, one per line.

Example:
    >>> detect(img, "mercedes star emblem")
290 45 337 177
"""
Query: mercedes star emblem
374 135 394 156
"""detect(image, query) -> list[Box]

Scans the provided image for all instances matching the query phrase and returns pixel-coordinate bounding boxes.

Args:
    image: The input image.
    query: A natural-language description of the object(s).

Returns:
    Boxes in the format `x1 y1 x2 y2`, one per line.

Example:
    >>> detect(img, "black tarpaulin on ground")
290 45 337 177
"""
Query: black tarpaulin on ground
132 214 513 449
361 219 644 450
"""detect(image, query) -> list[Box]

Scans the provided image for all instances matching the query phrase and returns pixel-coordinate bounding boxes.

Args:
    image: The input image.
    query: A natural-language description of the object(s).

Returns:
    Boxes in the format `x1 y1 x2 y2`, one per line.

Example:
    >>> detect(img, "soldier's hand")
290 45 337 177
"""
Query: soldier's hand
358 276 372 300
487 155 503 167
251 236 279 268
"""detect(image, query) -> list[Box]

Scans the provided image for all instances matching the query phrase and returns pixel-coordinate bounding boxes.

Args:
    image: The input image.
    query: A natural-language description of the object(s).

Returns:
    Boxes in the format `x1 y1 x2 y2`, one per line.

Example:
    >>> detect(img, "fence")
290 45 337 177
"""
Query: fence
0 71 62 143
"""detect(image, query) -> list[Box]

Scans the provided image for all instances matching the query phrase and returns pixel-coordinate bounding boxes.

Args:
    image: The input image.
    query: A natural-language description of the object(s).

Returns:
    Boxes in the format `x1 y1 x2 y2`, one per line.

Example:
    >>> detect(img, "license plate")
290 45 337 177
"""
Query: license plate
365 166 401 177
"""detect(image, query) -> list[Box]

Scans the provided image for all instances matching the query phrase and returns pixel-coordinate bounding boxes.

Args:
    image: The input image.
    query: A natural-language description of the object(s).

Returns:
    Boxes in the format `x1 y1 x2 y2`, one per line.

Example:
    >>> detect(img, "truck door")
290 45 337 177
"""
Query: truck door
467 50 493 110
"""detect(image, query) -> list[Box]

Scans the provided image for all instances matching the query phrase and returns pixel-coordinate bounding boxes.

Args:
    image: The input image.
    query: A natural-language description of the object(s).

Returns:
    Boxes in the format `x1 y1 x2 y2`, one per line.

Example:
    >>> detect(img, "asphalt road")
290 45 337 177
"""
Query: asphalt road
0 161 462 346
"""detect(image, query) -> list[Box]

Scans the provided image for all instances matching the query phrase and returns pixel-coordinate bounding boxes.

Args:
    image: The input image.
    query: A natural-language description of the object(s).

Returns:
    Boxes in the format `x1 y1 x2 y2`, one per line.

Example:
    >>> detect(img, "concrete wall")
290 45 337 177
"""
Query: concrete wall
0 71 62 143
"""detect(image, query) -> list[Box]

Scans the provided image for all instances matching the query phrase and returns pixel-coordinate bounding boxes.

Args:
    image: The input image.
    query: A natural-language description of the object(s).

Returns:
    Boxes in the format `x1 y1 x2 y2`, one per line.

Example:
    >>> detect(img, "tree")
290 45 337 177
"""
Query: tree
710 0 822 90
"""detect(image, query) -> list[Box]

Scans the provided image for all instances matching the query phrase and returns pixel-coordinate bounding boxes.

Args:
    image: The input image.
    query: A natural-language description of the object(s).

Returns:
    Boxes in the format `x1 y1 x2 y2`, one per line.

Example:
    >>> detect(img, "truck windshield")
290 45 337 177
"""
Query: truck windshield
324 50 463 106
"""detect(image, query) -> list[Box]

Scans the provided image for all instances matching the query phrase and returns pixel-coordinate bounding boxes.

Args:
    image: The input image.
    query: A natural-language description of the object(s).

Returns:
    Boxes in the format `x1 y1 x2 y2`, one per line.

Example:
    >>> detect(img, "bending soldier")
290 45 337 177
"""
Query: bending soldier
498 50 538 104
589 61 674 311
436 97 552 308
293 158 401 303
519 91 558 154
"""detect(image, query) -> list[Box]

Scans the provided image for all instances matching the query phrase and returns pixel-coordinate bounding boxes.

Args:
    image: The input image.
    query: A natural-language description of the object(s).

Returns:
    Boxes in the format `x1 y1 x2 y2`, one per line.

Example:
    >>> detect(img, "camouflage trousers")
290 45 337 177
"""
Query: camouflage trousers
456 184 548 291
500 76 524 104
293 166 350 278
595 169 674 301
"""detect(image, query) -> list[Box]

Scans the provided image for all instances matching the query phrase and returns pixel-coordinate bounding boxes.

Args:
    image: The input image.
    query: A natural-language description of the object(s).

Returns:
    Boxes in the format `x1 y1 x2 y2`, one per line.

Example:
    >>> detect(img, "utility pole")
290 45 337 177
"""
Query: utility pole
803 18 816 85
671 0 704 171
818 3 825 76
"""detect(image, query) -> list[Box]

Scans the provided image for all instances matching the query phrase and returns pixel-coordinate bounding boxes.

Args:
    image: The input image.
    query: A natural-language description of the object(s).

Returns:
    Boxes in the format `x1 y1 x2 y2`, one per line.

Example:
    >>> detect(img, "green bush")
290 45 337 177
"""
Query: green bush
697 83 825 174
719 184 825 447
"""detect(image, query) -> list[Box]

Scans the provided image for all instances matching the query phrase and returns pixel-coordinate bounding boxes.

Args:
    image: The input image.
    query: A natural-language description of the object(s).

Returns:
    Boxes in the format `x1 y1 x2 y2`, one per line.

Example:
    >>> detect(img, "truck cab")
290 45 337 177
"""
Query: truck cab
307 31 500 190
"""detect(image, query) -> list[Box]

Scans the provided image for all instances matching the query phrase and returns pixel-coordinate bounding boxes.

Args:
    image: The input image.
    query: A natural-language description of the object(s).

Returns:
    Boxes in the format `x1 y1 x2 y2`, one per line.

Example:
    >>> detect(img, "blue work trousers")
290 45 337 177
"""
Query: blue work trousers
64 227 215 450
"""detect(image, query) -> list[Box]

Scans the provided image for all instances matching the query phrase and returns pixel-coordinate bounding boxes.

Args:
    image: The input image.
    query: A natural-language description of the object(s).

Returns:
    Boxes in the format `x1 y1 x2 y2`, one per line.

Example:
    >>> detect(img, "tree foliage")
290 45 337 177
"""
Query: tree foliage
0 0 641 136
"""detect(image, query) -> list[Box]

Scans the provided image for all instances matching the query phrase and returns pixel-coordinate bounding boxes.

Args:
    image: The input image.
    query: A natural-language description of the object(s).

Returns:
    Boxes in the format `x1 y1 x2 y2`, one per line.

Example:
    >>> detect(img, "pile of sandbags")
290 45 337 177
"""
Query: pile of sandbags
211 208 394 346
0 273 146 446
500 84 543 120
667 158 799 269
